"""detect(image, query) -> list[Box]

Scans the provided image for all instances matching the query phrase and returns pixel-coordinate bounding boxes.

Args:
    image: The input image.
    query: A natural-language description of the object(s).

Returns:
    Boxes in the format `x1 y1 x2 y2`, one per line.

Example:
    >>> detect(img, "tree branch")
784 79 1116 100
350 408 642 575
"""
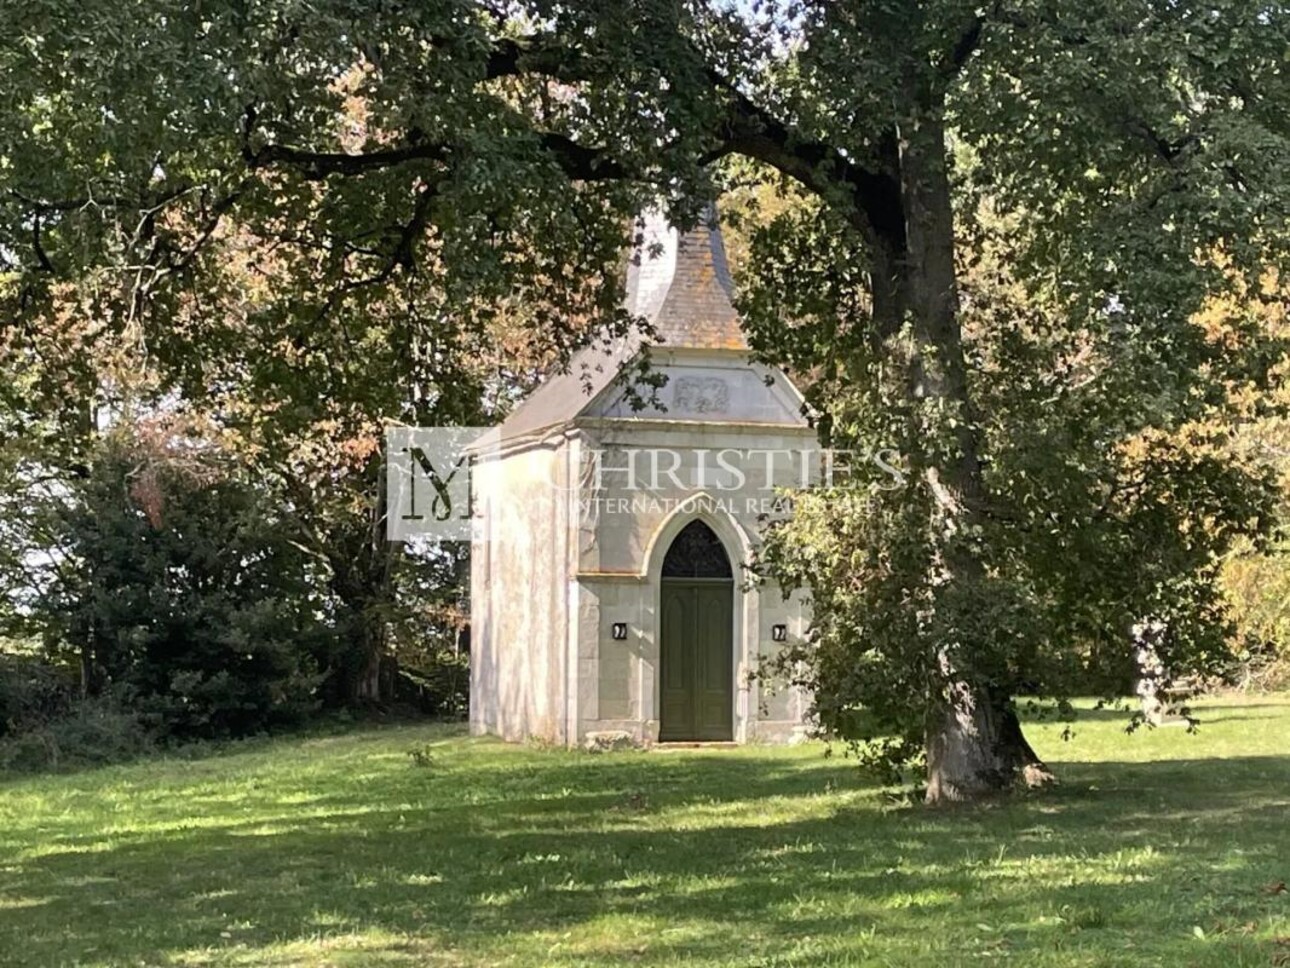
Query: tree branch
249 32 903 248
244 140 452 179
706 85 905 247
941 15 986 82
246 117 629 184
536 132 628 180
1122 117 1201 166
484 34 587 83
31 214 55 273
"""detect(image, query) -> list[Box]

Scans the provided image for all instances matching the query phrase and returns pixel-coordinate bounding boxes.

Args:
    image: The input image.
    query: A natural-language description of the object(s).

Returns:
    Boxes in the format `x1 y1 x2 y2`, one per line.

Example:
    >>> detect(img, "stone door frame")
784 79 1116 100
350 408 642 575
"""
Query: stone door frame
641 497 757 743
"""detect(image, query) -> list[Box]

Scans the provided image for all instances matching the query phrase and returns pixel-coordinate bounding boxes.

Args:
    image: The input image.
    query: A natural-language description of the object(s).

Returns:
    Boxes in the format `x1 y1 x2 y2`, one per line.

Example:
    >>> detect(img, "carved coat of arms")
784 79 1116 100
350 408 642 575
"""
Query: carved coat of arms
673 376 730 414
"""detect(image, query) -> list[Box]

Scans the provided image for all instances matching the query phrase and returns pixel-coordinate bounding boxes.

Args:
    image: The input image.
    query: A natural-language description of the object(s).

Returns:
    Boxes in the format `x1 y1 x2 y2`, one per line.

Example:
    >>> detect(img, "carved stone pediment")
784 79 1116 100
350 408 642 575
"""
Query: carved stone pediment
673 376 730 414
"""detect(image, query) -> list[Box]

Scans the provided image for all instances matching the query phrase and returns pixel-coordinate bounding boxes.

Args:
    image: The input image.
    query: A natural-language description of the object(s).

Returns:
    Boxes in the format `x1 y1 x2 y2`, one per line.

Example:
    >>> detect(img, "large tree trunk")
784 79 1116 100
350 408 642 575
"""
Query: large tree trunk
880 86 1054 803
996 699 1056 788
925 686 1009 803
332 560 397 706
925 690 1056 802
79 638 98 698
352 662 382 704
308 456 400 707
349 616 388 704
1133 618 1168 726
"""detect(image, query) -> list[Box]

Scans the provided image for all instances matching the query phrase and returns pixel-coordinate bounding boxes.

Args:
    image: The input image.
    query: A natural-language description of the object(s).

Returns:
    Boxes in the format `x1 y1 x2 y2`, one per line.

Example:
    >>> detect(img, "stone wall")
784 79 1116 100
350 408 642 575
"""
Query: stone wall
469 439 573 744
572 419 817 745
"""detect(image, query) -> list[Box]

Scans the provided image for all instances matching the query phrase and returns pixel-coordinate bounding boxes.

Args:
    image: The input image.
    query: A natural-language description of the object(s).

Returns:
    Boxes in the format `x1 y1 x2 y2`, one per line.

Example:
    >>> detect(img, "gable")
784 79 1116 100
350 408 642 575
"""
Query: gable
484 202 803 448
584 352 808 426
487 334 644 444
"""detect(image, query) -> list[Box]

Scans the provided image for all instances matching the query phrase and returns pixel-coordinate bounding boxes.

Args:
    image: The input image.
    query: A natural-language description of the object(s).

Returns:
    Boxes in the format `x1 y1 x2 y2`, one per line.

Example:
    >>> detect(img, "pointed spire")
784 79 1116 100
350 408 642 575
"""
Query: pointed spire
624 204 747 350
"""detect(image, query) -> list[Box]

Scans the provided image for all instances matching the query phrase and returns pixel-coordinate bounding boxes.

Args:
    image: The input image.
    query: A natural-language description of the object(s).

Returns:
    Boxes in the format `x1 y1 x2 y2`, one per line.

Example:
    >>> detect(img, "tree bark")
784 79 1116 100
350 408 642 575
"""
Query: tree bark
332 565 396 706
925 686 1009 803
350 621 387 704
925 691 1055 802
996 698 1057 789
307 457 400 707
79 639 98 698
884 87 1052 803
1133 618 1168 726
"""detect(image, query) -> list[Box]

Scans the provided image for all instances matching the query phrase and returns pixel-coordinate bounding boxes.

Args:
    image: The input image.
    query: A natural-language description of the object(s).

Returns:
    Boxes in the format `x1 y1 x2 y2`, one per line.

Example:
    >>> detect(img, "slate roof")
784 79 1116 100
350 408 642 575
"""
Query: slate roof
625 206 747 352
478 333 646 446
486 206 747 445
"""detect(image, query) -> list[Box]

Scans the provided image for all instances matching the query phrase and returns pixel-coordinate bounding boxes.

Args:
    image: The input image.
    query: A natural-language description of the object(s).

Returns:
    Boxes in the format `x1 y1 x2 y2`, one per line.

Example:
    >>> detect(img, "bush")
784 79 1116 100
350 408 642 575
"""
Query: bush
394 649 470 718
0 697 153 773
1228 636 1290 692
34 432 332 739
0 652 77 736
0 652 152 774
1221 541 1290 692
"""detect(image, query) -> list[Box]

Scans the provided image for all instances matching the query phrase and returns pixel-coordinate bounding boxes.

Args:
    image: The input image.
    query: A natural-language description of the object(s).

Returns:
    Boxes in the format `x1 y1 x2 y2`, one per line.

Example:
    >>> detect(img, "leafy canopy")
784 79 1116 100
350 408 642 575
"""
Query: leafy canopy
3 1 1289 776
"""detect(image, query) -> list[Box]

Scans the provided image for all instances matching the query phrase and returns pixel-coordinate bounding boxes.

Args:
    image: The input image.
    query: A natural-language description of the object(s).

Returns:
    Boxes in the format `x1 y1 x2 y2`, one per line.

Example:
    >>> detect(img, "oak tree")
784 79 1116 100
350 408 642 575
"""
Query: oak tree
4 0 1288 800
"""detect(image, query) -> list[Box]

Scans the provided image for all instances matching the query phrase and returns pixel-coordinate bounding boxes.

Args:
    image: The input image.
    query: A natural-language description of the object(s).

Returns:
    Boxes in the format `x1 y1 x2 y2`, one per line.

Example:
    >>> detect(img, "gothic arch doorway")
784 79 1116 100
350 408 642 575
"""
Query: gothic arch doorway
659 520 734 741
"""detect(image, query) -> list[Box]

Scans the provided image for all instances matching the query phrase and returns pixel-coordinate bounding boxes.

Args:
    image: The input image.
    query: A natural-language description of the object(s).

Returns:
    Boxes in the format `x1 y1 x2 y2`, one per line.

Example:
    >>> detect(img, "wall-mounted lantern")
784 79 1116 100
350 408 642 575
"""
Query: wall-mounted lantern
771 624 788 642
611 622 628 641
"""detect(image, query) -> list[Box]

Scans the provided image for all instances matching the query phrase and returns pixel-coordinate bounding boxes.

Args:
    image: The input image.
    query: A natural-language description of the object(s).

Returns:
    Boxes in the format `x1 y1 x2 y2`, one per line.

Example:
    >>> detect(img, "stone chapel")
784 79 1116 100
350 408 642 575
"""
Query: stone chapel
469 207 815 747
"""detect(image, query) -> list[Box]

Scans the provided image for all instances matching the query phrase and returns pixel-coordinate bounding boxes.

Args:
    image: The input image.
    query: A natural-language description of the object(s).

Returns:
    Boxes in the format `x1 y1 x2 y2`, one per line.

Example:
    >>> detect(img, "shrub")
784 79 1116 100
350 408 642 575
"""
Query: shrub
0 652 77 736
0 696 153 773
1221 541 1290 692
34 432 332 738
394 649 470 718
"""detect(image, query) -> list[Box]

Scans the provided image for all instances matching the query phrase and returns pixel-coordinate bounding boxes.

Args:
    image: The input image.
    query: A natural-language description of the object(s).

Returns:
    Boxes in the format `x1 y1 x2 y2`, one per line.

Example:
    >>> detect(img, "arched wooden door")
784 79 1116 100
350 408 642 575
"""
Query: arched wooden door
659 520 734 742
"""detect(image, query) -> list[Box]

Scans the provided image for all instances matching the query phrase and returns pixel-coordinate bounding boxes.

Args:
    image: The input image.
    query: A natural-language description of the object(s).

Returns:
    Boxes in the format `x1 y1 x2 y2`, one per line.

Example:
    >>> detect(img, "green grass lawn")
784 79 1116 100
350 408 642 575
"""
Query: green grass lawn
2 696 1288 967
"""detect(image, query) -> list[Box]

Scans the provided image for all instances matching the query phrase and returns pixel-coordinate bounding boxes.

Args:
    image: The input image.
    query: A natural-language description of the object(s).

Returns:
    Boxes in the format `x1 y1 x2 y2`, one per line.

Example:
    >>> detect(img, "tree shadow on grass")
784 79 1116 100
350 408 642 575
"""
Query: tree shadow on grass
1019 699 1287 728
3 750 1289 966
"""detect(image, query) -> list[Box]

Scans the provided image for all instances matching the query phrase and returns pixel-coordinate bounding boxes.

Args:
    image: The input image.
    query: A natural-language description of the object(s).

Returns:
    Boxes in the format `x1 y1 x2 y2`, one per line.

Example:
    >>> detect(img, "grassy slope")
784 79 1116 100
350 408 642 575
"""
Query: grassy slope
1 696 1288 968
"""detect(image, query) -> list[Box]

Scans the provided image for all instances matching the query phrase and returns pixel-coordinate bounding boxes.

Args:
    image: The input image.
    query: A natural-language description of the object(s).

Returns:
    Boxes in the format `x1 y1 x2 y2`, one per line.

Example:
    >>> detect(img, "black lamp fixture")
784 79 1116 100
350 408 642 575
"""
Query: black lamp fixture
771 624 788 642
611 622 628 641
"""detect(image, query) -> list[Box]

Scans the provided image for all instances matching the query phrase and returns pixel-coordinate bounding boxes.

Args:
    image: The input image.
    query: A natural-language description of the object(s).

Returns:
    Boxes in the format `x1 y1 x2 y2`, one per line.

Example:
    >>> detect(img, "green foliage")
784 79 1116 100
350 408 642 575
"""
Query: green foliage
1218 292 1290 690
4 0 1290 792
395 650 470 719
406 742 437 768
34 426 329 737
0 650 76 736
0 646 154 773
1223 537 1290 691
746 199 1285 770
0 695 153 773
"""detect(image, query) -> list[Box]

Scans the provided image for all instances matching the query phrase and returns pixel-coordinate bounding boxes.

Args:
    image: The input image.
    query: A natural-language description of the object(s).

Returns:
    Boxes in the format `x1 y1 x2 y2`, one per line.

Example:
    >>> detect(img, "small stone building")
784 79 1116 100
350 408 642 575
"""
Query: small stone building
469 209 814 746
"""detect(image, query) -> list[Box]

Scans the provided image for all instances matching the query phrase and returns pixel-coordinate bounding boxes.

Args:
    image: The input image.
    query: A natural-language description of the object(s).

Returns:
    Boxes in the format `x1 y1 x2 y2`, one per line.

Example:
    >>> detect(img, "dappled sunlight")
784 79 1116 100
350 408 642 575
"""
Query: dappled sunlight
2 701 1289 966
173 930 461 968
0 895 50 911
